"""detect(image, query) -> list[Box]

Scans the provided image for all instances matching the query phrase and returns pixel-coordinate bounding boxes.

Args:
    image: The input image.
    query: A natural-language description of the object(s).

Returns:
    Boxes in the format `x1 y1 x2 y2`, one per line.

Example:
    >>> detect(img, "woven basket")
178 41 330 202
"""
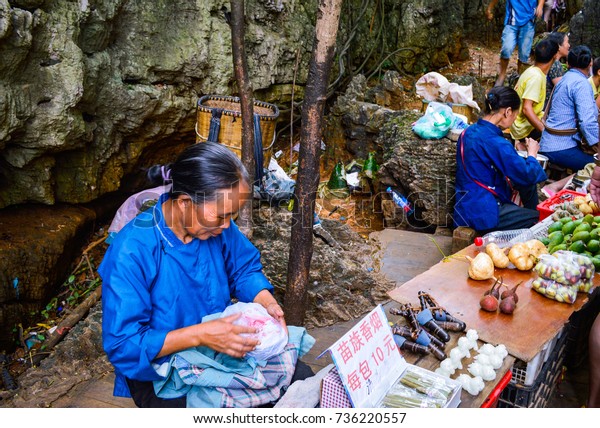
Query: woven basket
195 95 279 167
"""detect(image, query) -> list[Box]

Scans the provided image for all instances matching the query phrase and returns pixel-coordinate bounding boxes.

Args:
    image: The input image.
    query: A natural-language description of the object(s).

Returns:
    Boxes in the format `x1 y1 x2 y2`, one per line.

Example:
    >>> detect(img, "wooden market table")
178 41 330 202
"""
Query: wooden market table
387 243 600 407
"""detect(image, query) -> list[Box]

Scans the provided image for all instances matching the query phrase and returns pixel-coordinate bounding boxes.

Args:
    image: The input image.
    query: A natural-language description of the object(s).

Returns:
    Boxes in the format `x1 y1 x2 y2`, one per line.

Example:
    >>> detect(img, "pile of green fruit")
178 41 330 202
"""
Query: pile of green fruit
540 214 600 271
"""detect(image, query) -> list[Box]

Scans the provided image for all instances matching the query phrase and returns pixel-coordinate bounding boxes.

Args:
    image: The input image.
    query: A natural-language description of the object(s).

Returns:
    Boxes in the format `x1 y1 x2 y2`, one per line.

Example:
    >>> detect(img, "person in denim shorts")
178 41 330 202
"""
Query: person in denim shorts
487 0 545 86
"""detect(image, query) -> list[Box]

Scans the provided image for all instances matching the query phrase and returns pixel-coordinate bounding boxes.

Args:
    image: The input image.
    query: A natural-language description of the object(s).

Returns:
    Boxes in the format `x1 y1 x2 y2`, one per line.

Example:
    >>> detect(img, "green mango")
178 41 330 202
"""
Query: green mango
561 221 577 235
591 257 600 271
572 231 591 244
591 228 600 240
550 243 567 254
587 239 600 253
547 221 564 234
548 231 564 246
568 240 586 253
593 216 600 224
573 223 592 234
560 216 574 224
584 214 595 225
539 237 551 246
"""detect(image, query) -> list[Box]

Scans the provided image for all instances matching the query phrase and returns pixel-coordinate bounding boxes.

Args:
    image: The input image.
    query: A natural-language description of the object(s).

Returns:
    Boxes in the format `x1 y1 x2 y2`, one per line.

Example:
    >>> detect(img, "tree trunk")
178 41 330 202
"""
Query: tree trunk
285 0 343 326
230 0 255 238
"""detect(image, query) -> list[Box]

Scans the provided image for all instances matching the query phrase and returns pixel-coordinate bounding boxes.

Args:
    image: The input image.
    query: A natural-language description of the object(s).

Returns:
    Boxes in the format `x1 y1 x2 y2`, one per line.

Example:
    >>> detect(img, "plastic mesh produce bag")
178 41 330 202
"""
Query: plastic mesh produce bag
221 302 288 361
532 250 595 303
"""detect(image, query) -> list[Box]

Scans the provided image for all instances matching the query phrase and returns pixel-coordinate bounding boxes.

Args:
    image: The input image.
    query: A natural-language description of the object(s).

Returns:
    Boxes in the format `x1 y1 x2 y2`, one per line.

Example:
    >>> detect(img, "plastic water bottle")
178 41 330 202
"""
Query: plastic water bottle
386 187 414 215
474 229 534 248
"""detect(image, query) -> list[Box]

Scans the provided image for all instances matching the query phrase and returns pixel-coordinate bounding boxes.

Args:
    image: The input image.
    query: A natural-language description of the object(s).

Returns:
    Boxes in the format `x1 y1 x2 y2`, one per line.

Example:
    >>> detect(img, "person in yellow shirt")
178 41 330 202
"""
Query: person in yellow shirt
510 39 559 149
589 57 600 110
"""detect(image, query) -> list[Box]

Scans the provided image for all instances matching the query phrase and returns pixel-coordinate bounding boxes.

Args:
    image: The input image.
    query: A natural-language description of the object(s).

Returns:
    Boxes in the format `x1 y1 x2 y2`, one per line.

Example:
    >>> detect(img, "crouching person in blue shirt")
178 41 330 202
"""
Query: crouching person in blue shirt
454 86 547 233
99 142 313 407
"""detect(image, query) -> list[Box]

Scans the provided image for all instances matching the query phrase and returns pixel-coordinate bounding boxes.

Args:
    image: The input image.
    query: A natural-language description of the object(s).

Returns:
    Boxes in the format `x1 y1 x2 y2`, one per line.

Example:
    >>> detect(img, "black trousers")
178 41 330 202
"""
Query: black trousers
126 359 315 408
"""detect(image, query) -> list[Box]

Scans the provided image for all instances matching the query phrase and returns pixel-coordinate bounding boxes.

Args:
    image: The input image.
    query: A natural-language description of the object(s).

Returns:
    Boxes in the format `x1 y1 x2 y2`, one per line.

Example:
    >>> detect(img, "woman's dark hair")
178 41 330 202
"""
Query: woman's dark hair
534 39 559 64
546 32 567 49
147 142 249 204
568 45 593 69
484 86 521 114
593 57 600 76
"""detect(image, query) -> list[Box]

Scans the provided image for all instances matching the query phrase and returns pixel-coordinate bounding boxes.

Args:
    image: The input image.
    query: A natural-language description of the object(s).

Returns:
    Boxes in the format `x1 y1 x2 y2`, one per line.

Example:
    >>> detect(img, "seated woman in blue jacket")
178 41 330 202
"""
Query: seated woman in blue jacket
454 86 547 233
99 142 311 407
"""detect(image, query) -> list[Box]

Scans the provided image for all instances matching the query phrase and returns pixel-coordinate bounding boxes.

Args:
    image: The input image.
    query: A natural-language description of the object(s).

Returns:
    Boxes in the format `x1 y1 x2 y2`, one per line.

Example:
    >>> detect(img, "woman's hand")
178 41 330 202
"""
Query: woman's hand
590 166 600 205
525 137 540 158
157 313 259 359
254 289 288 334
265 301 288 334
197 313 260 358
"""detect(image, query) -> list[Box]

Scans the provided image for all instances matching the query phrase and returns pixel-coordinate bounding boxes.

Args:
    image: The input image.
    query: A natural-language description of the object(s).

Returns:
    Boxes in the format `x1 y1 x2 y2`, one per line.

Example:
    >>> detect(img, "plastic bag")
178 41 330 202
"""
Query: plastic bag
532 250 595 303
221 302 288 361
258 158 296 202
415 72 480 111
531 277 578 304
533 253 581 286
106 184 171 244
554 250 595 293
412 102 455 140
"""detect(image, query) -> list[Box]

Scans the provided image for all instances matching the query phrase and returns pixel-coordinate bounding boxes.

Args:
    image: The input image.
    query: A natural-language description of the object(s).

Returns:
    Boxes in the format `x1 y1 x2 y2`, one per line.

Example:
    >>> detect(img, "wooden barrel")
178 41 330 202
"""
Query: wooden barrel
195 95 279 167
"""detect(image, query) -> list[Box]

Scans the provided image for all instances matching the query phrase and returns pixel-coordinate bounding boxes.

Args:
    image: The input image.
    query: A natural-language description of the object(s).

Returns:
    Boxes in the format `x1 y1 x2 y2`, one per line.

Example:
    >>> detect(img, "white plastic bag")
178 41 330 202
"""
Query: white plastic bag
415 72 480 111
222 302 288 361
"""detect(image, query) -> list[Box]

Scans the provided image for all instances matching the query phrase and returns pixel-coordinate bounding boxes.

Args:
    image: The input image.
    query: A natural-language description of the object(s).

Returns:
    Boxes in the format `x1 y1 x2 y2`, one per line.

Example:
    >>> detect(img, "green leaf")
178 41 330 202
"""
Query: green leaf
68 275 75 284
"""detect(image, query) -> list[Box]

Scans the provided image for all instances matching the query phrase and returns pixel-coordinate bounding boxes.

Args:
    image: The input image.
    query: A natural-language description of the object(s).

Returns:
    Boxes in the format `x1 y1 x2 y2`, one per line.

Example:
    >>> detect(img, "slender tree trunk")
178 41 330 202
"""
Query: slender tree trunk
230 0 255 237
285 0 343 326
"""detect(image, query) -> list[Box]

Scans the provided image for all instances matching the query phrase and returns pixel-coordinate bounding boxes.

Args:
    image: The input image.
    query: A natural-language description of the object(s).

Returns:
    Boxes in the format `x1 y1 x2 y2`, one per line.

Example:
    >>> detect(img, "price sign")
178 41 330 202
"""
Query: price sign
325 305 405 407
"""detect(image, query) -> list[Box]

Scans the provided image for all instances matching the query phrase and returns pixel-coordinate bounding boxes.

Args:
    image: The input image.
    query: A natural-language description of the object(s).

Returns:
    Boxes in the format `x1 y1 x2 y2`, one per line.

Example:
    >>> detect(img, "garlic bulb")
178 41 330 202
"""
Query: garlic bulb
440 358 456 375
478 343 496 356
457 374 485 396
468 361 484 378
435 367 453 378
475 353 491 367
458 337 471 353
449 348 464 370
489 354 503 370
494 344 508 358
480 365 497 381
466 329 479 350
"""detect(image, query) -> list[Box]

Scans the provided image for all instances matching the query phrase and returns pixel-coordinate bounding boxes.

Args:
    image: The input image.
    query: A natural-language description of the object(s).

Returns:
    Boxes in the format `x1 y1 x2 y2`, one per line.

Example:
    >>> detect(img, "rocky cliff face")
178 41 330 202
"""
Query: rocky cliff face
569 0 600 56
0 0 494 209
0 0 318 207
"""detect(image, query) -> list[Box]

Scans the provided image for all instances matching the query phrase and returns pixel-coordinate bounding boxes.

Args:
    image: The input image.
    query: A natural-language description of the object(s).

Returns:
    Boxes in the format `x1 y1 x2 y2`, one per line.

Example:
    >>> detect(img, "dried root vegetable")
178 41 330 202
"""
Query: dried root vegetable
467 253 495 280
485 243 510 268
508 240 548 271
508 243 534 271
